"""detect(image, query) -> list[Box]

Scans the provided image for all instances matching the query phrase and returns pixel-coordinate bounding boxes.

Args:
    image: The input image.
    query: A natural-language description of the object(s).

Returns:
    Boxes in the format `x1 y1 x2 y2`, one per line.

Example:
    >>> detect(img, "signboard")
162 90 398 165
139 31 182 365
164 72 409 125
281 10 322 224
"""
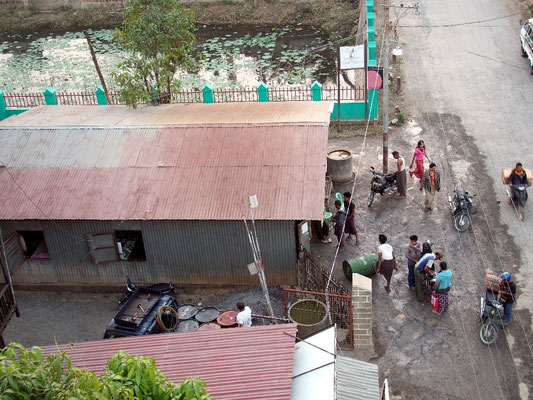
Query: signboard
339 45 365 70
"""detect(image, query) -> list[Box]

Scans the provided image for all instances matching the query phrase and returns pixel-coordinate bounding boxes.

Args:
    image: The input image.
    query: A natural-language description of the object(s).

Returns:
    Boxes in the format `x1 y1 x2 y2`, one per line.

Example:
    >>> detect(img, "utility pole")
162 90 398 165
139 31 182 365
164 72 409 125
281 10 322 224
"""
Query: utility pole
382 7 390 173
381 2 420 173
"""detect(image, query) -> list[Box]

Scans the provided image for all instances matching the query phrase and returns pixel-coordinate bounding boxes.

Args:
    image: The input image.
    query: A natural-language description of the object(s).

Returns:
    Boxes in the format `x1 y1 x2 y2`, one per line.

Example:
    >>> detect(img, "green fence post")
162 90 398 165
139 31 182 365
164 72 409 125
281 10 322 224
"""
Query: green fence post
368 12 375 28
367 26 375 43
0 89 6 120
95 86 109 105
202 84 214 104
311 81 322 101
368 41 377 65
367 0 373 13
257 82 268 102
43 87 57 105
368 89 378 119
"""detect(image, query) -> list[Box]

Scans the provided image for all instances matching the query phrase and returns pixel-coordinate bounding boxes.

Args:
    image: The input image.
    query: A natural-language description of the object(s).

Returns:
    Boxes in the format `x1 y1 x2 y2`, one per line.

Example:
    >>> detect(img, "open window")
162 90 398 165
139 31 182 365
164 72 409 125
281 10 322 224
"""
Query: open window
87 231 146 264
116 231 146 261
17 231 50 260
87 232 119 264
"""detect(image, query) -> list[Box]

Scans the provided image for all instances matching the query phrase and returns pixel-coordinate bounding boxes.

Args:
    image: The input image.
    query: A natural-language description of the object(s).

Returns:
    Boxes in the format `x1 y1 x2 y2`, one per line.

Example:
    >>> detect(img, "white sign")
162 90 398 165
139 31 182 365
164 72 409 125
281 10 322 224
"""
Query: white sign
339 45 365 70
249 194 258 208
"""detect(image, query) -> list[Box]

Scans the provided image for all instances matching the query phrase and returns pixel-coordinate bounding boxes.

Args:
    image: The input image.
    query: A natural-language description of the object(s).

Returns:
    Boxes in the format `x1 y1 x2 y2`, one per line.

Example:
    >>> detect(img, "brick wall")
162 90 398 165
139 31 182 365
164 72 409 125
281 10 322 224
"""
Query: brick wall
352 273 373 350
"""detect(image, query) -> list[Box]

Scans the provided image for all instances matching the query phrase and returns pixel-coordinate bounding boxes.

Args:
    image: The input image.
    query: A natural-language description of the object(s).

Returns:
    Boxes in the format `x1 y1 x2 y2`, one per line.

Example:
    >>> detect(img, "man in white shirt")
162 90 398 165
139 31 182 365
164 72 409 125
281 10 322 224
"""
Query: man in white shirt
236 301 252 327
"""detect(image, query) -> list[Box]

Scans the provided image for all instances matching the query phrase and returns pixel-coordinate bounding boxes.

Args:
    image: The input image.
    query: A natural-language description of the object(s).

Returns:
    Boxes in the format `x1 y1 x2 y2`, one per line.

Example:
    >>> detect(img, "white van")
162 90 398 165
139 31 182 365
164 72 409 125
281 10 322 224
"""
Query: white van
520 18 533 75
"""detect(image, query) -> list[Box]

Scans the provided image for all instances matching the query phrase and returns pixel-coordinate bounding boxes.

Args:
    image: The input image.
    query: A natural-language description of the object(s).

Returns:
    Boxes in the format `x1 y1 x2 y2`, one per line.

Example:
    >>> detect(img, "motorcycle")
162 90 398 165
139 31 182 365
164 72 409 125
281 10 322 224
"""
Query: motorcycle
117 274 176 308
367 166 397 207
479 290 504 346
448 183 477 232
506 184 528 221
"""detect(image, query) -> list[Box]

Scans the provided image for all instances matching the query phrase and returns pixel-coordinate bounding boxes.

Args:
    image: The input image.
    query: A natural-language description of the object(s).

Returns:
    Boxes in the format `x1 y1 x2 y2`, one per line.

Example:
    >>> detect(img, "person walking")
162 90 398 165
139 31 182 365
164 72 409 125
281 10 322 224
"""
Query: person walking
393 151 407 198
236 302 252 327
409 140 431 180
433 261 452 315
342 192 360 245
405 235 422 291
499 272 516 326
376 234 397 292
420 162 441 211
333 200 346 251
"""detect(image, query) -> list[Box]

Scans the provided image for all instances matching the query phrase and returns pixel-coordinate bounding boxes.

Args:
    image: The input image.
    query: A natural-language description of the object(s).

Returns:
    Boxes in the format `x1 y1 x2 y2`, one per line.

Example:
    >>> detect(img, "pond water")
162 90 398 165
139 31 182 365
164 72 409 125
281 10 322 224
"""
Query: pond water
0 25 338 93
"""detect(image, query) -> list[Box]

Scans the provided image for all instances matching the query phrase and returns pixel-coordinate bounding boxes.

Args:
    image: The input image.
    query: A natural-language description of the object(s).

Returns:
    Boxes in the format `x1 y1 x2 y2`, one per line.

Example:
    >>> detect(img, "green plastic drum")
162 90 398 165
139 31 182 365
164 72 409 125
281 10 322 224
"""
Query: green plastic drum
343 253 378 280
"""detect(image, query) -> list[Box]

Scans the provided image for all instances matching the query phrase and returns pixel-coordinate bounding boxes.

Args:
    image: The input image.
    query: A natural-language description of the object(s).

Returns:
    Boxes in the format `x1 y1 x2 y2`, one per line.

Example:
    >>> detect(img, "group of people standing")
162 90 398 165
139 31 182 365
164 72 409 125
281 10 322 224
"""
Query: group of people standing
392 140 441 211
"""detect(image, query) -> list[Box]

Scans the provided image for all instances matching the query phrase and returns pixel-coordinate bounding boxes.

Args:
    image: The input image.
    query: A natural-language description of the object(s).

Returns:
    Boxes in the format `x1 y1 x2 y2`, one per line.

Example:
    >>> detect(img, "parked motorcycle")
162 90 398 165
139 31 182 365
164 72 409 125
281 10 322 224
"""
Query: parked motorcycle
448 183 477 232
479 290 504 346
506 184 528 221
367 166 397 207
117 274 176 308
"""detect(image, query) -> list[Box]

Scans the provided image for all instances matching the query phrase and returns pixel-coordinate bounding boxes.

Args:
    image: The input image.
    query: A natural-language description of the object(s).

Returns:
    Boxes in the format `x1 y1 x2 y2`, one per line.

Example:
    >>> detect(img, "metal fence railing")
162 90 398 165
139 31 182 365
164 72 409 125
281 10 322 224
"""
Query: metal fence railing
2 85 367 109
283 288 353 350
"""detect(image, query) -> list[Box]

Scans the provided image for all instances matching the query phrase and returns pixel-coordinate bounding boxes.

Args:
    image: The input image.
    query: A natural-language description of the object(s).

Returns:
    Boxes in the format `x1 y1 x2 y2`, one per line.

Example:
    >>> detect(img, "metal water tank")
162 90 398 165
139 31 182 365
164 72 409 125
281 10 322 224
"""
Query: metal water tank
288 299 329 338
327 149 353 183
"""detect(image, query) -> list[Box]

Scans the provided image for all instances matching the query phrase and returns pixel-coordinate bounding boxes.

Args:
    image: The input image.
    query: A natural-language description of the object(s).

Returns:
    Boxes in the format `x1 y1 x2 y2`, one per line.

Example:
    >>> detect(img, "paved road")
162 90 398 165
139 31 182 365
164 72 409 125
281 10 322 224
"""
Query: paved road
395 0 533 398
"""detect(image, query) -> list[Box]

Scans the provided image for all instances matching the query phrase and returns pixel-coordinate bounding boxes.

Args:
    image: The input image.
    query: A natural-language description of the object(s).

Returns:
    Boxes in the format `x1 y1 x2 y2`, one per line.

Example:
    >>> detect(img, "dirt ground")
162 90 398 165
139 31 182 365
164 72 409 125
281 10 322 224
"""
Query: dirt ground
0 0 359 37
3 285 286 347
309 118 531 399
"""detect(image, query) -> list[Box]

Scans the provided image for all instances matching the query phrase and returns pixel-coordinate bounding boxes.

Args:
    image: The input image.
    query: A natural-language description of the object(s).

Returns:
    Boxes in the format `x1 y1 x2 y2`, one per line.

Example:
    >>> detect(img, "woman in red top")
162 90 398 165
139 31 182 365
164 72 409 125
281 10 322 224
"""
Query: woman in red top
409 140 431 180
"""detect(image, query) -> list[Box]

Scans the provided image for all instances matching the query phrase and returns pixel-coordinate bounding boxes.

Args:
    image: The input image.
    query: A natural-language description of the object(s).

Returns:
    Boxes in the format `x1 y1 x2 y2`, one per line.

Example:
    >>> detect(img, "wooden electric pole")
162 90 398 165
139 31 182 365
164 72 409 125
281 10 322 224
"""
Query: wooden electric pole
381 3 420 174
382 7 390 174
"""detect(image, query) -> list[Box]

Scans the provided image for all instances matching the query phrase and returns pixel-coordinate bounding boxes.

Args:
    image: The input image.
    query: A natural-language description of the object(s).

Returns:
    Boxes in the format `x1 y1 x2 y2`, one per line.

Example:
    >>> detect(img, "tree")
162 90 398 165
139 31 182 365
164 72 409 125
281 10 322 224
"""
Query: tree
0 343 212 399
112 0 197 107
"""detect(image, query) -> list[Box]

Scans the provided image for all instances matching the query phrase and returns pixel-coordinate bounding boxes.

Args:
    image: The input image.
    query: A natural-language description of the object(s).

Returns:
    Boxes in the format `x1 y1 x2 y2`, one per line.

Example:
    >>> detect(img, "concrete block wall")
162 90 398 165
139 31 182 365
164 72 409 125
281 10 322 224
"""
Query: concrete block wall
352 273 373 350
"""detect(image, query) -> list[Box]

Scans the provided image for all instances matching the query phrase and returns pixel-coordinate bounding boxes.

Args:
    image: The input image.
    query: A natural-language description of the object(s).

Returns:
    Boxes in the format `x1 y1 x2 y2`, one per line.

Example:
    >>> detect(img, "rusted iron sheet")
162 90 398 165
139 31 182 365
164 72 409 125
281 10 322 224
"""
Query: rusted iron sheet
41 324 298 400
0 124 328 220
0 102 332 126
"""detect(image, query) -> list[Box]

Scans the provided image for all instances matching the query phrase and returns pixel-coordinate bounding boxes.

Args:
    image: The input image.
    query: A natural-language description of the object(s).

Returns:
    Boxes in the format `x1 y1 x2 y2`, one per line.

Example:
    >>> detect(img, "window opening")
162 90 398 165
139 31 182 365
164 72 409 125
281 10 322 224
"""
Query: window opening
17 231 50 260
115 231 146 261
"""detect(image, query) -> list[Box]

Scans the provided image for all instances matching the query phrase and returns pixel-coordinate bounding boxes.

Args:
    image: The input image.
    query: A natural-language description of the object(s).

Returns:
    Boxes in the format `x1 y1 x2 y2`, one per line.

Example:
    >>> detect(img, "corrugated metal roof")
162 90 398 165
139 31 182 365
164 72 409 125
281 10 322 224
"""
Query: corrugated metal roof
0 102 333 127
336 355 380 400
0 123 328 220
41 324 298 400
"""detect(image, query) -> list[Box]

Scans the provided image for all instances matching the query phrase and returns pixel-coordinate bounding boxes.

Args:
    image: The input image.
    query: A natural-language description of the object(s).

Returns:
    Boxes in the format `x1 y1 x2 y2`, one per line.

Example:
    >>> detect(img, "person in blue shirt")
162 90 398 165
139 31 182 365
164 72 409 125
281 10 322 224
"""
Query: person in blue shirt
433 261 452 315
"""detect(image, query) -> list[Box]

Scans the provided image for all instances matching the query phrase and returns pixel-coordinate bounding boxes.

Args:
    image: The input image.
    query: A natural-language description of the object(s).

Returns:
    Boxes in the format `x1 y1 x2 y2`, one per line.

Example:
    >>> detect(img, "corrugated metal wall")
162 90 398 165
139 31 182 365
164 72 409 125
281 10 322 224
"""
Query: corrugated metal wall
0 220 297 286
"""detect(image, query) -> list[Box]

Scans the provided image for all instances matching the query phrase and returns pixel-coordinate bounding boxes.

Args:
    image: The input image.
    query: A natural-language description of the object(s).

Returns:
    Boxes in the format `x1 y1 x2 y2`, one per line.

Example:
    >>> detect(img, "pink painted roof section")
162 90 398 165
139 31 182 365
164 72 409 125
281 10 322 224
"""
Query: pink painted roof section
41 324 298 400
0 106 329 220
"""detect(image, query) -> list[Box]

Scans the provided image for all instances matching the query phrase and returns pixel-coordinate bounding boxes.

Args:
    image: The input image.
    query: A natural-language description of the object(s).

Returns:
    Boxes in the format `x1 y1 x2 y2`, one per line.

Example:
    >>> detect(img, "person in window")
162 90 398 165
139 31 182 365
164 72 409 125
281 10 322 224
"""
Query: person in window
236 302 252 328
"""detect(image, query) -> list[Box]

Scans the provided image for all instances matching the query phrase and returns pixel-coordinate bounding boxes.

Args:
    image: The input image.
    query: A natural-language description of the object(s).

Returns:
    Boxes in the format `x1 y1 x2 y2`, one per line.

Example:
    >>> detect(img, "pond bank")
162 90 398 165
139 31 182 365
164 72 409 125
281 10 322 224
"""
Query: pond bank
0 0 360 37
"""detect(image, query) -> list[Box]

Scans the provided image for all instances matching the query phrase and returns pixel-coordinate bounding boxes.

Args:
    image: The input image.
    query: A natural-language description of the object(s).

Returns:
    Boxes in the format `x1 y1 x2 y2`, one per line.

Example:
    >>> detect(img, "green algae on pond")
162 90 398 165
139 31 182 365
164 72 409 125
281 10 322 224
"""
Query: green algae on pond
0 25 337 93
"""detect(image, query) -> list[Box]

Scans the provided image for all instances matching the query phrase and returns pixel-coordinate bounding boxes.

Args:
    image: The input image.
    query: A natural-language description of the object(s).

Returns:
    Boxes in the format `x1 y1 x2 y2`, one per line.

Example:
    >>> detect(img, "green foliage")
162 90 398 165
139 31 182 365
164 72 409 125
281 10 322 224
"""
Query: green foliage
397 112 407 124
0 343 213 400
112 0 197 107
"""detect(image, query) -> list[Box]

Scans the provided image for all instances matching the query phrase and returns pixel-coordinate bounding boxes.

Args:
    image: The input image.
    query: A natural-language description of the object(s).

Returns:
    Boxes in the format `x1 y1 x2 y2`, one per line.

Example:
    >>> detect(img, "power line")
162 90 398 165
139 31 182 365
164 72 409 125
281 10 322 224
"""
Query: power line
399 12 521 28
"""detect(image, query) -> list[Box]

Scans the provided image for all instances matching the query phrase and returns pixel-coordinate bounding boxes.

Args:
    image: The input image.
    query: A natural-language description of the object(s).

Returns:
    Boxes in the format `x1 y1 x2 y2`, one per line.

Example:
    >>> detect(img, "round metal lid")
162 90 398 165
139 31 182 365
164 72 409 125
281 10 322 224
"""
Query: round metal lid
176 319 199 332
195 307 220 323
177 304 198 320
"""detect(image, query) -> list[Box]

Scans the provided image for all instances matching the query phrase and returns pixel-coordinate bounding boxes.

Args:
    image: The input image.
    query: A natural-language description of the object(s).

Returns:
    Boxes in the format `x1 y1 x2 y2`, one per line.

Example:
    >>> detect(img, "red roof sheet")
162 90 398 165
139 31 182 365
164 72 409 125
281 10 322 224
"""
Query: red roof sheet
0 124 328 220
41 324 298 400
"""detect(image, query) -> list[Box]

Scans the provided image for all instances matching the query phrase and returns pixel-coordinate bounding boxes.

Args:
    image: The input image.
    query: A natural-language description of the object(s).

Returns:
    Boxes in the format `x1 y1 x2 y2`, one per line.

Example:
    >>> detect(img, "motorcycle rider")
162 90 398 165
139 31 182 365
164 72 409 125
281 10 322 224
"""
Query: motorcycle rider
499 272 516 326
508 162 529 204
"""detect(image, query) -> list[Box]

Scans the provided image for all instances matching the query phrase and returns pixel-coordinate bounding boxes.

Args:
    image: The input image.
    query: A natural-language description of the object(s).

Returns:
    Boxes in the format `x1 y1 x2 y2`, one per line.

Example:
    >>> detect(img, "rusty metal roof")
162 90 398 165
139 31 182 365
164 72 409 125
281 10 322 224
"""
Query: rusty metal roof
41 324 298 400
0 123 328 220
0 102 333 126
